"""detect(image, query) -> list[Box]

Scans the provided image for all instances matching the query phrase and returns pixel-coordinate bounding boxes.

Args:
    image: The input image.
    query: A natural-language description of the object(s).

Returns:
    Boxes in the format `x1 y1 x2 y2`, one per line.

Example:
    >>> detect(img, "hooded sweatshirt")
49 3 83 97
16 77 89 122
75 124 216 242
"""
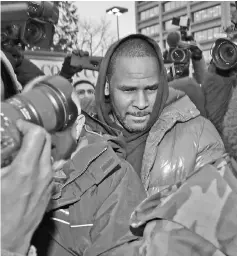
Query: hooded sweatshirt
93 34 169 176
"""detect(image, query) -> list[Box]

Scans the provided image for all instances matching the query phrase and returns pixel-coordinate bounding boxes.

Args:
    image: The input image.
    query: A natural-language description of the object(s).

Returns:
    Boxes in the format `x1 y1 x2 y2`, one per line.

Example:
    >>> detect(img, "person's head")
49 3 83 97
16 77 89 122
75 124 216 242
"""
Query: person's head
73 80 95 101
105 38 160 132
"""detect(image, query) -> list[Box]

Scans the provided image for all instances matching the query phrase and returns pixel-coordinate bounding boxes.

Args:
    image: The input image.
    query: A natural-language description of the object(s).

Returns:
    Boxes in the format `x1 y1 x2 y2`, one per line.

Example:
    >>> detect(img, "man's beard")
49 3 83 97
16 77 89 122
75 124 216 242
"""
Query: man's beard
111 104 149 133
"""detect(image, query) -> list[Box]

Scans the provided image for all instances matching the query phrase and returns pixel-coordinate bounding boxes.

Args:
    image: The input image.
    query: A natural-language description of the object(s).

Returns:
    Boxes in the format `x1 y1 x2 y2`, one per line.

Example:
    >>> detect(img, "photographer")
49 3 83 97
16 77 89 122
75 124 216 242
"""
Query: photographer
2 46 45 88
1 1 58 88
202 53 237 162
163 17 208 117
1 50 54 256
166 35 207 116
201 2 237 162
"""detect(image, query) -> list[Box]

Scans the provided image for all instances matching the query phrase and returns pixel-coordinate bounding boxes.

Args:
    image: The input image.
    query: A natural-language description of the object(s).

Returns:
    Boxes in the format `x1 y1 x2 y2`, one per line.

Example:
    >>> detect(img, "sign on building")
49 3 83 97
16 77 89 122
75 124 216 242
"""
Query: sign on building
25 50 99 86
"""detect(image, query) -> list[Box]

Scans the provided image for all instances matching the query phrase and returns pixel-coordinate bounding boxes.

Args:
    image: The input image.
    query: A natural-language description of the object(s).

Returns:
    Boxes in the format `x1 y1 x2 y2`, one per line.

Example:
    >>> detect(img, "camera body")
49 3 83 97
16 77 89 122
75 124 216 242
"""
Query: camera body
167 62 190 81
1 1 59 51
164 17 193 79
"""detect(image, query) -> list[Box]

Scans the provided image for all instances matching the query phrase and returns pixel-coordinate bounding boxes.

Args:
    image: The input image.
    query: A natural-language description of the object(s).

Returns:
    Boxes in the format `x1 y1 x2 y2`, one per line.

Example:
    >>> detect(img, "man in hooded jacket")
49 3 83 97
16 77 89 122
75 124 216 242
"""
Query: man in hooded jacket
30 34 237 256
85 34 226 194
77 34 237 255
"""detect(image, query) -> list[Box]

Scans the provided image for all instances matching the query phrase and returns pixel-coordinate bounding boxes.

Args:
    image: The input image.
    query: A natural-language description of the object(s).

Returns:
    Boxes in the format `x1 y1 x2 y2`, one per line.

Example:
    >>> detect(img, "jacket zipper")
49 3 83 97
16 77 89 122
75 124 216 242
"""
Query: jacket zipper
52 147 108 200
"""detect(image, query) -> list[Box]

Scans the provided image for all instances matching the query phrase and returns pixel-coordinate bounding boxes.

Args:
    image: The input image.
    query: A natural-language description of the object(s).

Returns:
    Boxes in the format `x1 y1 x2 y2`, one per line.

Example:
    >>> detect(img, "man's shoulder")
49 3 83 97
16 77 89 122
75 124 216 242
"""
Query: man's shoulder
150 90 204 138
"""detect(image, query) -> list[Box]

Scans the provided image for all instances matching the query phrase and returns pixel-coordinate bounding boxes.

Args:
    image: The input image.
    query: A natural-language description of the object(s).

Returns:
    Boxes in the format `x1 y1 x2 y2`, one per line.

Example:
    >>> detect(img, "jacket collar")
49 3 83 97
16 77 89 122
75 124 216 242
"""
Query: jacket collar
141 87 200 190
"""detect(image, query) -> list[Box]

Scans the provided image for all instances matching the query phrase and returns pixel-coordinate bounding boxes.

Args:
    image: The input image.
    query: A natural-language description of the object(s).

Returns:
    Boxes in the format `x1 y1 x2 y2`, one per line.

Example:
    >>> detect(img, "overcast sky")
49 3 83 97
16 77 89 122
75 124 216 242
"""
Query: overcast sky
74 1 136 39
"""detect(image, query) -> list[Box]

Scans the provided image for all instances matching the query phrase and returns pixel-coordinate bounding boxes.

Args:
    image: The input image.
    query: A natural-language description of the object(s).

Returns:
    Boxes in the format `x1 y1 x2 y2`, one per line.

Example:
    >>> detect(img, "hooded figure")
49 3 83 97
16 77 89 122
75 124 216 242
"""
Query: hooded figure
85 34 226 194
94 34 169 176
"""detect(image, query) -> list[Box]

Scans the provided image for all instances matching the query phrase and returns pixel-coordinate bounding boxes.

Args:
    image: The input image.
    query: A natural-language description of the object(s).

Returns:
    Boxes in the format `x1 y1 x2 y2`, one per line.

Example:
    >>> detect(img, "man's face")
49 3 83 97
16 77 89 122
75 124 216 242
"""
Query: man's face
109 57 159 132
75 83 95 101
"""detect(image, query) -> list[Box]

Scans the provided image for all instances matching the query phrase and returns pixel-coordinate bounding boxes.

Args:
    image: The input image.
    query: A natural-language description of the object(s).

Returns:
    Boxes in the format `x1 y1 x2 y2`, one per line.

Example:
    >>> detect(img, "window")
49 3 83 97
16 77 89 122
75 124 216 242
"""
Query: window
213 5 221 17
141 24 160 36
164 1 186 12
194 27 221 42
164 2 171 12
193 5 221 22
140 6 159 21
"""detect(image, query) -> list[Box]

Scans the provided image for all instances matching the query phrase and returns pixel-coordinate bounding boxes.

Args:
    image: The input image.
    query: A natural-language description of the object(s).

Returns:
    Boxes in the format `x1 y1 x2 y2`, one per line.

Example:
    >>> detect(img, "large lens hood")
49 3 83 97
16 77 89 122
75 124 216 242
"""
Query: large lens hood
212 38 237 70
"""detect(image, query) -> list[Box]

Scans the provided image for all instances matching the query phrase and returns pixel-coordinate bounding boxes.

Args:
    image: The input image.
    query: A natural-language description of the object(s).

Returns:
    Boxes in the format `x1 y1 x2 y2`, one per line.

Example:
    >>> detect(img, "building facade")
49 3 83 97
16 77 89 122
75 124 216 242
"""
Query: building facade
135 1 233 62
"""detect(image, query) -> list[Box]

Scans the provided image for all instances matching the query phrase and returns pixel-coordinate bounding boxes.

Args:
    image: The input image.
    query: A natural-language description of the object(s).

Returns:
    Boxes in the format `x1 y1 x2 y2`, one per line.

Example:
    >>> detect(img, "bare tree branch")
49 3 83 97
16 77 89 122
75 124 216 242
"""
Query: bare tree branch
77 17 116 56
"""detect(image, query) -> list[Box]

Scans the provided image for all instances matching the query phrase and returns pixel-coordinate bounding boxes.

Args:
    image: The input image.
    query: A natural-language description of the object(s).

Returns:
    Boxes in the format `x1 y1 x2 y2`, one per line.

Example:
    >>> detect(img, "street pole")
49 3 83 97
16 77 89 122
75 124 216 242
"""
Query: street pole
116 15 119 40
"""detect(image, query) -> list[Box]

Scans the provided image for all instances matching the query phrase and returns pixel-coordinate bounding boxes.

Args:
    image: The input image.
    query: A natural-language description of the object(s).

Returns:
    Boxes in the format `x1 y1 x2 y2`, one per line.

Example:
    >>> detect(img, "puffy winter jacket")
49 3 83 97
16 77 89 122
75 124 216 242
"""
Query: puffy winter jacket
141 87 225 195
32 129 146 256
129 155 237 256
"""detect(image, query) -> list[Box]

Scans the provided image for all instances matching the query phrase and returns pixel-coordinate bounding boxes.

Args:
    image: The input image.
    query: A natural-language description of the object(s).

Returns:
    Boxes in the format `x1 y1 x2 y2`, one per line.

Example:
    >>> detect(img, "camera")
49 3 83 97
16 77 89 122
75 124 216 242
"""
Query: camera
211 1 237 71
166 62 190 81
211 38 237 71
1 76 78 168
164 16 203 79
1 1 59 50
211 5 237 71
164 17 193 65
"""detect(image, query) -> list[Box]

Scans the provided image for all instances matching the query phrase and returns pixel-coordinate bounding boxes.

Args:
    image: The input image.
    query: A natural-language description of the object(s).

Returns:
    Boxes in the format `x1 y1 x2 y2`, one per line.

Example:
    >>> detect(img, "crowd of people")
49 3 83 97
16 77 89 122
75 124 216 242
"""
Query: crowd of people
1 4 237 256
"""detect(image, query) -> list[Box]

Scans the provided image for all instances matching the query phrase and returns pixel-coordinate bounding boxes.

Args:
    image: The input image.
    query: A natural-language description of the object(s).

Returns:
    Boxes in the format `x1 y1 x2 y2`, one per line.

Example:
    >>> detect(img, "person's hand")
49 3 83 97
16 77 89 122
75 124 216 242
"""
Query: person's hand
2 45 24 69
178 40 203 61
1 120 53 256
190 44 203 61
60 50 89 80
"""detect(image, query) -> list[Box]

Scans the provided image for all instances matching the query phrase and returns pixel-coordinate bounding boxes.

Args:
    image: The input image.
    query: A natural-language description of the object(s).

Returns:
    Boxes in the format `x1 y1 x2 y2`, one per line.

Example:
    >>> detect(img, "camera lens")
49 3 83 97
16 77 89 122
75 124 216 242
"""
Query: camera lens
171 48 185 62
219 43 237 64
24 20 45 45
212 38 237 70
1 76 78 133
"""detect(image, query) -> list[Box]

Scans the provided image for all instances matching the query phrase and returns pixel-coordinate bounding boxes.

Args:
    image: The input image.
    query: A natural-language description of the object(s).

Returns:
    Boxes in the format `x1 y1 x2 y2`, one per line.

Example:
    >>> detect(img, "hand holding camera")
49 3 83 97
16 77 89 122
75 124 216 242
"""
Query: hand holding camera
60 49 90 80
60 49 102 81
1 120 53 256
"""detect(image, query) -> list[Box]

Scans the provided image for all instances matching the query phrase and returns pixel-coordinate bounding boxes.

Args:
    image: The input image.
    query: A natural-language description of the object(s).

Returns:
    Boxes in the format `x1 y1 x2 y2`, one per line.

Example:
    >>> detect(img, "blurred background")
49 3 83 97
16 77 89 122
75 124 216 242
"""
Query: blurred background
24 1 235 83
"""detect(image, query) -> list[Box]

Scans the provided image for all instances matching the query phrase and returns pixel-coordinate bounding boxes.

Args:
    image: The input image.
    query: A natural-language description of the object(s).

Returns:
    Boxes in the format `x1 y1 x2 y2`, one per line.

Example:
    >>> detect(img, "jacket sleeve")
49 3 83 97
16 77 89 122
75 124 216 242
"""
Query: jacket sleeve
82 160 146 256
192 57 207 85
168 77 206 116
194 116 226 171
129 156 237 256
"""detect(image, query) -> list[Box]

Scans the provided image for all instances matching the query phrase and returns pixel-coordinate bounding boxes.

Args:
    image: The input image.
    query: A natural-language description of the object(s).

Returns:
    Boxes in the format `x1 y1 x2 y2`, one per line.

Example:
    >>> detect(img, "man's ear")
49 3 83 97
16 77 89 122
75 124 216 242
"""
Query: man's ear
105 80 110 96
